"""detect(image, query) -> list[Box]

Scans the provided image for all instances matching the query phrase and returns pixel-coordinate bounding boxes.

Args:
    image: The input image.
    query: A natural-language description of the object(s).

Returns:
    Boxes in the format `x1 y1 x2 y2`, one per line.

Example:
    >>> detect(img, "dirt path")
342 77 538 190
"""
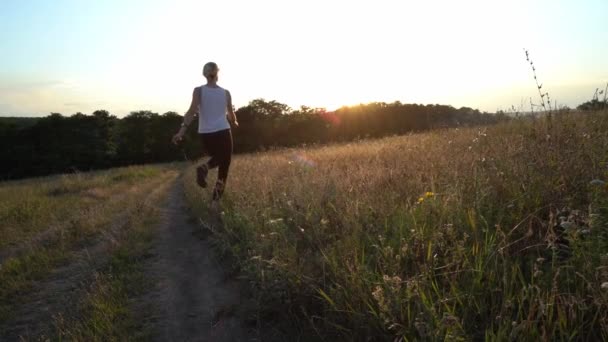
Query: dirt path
140 179 254 342
1 175 255 341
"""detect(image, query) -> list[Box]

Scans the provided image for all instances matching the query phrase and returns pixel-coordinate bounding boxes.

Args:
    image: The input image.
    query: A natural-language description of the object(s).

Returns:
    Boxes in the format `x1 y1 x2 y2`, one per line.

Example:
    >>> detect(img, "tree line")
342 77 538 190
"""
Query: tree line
0 100 506 180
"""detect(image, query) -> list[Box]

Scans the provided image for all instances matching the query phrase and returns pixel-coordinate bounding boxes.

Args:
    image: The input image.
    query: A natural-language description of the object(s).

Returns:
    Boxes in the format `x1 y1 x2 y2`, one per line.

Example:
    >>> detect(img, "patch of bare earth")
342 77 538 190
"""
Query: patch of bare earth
137 179 256 342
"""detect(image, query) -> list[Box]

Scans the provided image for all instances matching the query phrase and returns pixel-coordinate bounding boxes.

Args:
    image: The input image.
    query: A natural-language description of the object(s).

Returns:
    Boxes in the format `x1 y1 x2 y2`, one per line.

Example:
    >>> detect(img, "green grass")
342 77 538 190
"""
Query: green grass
52 176 174 341
0 164 178 325
184 111 608 341
0 165 166 250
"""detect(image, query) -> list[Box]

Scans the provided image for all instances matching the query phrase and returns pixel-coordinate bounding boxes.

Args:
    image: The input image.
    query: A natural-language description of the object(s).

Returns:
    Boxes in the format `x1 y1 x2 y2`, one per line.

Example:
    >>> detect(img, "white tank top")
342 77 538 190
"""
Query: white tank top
198 85 230 133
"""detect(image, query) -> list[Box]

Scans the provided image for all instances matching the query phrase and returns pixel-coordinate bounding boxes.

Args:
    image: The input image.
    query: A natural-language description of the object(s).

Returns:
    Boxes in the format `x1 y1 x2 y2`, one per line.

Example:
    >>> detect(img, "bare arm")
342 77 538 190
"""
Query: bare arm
172 87 200 144
226 90 238 126
183 87 200 127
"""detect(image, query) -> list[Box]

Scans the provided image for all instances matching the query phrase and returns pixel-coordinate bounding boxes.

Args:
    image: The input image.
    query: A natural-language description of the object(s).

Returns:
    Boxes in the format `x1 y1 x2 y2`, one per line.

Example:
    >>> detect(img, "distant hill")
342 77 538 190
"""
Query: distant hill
0 101 507 180
0 117 41 130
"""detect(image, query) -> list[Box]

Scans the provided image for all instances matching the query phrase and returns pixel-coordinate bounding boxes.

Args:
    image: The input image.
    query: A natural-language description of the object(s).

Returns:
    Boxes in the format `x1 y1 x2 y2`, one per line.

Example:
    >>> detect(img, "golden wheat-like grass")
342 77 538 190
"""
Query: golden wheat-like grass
186 111 608 340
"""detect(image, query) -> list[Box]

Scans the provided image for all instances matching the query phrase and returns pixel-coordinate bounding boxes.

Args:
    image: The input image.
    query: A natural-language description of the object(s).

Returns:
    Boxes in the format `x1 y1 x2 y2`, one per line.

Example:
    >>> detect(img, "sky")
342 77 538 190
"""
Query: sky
0 0 607 117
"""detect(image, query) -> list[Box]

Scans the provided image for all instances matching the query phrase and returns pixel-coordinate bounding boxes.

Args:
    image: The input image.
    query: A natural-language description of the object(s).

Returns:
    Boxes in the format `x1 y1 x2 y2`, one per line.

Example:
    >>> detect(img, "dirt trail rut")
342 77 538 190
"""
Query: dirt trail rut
142 179 253 342
0 175 173 340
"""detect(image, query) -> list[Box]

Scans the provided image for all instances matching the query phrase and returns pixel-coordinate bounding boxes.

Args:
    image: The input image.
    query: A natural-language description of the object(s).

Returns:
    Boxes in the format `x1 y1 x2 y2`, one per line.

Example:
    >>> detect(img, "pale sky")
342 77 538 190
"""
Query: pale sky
1 0 607 116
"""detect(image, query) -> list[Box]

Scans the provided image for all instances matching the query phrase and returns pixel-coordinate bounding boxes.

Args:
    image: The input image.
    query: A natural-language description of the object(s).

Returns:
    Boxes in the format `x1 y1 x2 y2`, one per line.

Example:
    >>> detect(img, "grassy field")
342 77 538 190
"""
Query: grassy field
185 111 608 341
0 164 178 339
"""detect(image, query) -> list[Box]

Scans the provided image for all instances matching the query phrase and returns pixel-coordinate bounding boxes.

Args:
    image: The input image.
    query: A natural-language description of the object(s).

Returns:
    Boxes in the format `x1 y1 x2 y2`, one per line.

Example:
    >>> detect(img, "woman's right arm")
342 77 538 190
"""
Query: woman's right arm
226 90 239 127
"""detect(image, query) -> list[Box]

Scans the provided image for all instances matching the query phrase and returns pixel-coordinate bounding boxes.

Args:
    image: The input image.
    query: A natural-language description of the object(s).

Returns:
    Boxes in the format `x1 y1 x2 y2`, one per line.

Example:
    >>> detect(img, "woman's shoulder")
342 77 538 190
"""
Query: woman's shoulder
216 86 230 96
191 86 201 97
201 85 227 91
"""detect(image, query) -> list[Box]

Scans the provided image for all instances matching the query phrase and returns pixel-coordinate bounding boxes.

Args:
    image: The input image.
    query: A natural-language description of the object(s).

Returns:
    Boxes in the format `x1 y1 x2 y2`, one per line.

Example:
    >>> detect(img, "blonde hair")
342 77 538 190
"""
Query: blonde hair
203 62 219 78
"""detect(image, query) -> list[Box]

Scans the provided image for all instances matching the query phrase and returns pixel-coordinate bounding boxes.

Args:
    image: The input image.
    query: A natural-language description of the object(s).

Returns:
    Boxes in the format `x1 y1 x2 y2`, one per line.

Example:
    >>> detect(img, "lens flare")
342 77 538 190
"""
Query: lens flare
290 152 316 168
319 110 341 126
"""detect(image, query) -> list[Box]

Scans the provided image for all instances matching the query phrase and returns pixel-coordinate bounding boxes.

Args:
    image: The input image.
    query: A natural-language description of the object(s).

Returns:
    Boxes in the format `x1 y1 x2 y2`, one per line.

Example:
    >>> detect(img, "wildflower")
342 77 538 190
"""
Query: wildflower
560 221 575 230
384 275 401 290
417 197 425 204
414 317 428 338
387 323 402 332
441 313 459 327
425 191 434 198
406 279 419 292
383 246 394 259
372 285 385 306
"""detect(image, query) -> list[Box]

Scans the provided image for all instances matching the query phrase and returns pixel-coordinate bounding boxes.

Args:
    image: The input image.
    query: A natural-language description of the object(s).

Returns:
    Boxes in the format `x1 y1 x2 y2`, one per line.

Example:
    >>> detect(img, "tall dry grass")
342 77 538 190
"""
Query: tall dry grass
185 110 608 340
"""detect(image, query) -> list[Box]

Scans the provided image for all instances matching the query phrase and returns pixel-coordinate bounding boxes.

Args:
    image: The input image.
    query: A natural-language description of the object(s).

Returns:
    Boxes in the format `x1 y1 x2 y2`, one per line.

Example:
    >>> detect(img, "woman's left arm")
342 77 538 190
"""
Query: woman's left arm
172 87 200 144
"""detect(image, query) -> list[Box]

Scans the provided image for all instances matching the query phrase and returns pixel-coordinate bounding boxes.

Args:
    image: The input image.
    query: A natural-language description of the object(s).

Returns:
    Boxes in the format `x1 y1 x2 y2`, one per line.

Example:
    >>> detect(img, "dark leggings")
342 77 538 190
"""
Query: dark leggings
200 128 233 186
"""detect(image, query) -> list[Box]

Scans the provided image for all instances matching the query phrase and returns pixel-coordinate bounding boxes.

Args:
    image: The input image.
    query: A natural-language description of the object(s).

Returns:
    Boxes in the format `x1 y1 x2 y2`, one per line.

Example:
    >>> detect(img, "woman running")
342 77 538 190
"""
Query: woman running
172 62 238 202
